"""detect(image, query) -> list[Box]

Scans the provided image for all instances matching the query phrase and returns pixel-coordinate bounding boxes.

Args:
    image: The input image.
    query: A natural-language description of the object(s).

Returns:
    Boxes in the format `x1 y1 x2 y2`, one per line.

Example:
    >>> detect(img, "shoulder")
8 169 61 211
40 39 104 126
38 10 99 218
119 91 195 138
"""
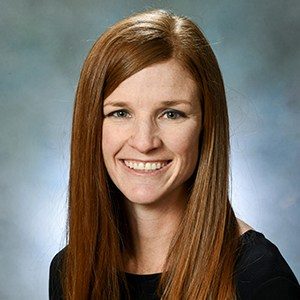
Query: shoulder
237 218 253 235
235 230 300 299
49 247 67 300
50 247 66 270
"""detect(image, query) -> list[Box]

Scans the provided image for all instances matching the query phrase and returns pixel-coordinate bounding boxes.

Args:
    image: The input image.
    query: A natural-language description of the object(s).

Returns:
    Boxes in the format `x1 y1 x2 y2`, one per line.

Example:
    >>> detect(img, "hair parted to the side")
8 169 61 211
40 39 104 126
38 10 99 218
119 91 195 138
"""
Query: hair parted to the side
64 8 241 299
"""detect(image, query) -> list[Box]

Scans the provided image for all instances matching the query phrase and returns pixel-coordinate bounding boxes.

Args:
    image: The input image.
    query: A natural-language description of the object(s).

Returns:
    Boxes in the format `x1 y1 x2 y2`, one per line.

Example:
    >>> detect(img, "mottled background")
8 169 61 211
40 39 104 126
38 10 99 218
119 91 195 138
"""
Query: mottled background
0 0 299 298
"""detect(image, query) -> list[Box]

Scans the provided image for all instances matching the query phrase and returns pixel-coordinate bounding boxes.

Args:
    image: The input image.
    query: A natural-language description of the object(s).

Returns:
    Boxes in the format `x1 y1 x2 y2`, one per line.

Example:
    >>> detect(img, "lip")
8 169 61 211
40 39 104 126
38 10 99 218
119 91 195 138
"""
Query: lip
121 159 172 163
119 159 172 176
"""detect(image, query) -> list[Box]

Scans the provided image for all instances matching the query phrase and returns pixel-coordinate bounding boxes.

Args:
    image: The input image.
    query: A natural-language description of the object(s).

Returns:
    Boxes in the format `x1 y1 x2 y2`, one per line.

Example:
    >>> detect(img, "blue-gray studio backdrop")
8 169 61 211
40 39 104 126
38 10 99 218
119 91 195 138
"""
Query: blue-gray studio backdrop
0 0 299 298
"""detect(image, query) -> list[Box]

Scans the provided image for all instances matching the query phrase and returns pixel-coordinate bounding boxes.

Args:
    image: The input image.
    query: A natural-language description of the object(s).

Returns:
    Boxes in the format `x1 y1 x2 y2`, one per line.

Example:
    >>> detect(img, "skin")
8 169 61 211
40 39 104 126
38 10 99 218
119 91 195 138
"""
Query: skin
237 218 253 234
102 58 252 274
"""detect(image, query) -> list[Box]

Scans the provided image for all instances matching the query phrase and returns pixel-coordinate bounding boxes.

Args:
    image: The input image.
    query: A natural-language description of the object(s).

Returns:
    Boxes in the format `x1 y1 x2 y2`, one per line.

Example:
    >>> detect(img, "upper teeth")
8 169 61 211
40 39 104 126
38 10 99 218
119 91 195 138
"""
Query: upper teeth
124 160 169 170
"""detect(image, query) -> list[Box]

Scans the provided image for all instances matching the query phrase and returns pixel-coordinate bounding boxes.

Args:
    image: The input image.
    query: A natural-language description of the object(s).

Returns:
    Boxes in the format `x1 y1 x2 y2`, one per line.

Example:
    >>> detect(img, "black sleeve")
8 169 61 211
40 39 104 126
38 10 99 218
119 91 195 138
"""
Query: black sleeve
253 276 300 299
235 230 300 300
49 248 65 300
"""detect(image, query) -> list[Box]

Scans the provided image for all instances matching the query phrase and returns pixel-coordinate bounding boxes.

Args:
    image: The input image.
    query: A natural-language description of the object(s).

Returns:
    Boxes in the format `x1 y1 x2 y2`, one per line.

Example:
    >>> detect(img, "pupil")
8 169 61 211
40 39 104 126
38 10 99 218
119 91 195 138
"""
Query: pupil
168 112 175 118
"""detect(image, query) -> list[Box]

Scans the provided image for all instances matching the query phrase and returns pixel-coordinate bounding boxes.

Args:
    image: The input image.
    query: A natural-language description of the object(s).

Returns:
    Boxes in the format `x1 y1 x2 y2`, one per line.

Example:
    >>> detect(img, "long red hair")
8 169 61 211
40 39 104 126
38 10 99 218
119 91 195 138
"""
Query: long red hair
63 9 240 299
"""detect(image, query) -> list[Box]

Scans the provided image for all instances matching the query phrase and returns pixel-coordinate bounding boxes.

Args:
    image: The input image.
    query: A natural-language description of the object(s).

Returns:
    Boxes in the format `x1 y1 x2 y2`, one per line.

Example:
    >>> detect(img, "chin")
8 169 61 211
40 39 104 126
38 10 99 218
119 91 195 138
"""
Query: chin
123 192 165 206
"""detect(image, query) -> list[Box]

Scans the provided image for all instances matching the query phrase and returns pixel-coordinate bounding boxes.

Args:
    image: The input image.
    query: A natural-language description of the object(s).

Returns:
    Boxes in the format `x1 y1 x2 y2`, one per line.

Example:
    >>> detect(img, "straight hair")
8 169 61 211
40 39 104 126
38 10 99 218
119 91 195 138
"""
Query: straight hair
63 9 240 299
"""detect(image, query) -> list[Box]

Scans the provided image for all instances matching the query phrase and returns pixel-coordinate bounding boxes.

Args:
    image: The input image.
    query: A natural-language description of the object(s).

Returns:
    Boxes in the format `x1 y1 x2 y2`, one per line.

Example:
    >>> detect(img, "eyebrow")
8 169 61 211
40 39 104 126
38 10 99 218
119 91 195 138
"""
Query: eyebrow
103 100 192 107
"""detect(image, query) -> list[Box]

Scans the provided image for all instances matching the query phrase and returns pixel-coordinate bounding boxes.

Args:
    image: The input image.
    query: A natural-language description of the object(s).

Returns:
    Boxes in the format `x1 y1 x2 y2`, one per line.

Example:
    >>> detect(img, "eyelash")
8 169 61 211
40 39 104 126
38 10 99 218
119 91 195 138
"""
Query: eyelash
105 109 186 120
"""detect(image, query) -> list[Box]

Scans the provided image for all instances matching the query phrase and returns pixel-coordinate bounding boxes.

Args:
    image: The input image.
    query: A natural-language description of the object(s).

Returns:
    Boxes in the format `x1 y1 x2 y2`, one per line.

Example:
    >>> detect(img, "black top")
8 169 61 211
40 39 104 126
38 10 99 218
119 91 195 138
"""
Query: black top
49 230 300 299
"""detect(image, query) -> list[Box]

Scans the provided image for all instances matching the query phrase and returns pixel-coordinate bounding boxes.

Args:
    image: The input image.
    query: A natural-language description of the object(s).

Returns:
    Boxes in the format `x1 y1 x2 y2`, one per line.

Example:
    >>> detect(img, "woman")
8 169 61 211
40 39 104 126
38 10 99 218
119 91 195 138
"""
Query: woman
49 9 300 299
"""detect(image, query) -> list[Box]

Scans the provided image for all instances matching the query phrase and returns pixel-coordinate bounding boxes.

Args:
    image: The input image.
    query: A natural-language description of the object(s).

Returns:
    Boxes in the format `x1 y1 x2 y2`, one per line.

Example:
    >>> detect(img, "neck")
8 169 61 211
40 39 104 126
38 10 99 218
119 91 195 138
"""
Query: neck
123 188 187 274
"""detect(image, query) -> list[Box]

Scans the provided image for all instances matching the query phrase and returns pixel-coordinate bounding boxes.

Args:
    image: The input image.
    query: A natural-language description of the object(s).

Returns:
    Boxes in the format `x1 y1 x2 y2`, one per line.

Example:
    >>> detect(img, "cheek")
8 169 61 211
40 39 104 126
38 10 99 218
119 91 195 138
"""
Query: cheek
102 124 121 163
166 123 200 157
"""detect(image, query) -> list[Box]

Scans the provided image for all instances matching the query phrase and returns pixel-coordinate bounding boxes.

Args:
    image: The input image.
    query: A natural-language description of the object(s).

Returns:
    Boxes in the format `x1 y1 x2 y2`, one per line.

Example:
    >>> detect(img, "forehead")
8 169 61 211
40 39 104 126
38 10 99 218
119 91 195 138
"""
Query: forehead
104 59 200 106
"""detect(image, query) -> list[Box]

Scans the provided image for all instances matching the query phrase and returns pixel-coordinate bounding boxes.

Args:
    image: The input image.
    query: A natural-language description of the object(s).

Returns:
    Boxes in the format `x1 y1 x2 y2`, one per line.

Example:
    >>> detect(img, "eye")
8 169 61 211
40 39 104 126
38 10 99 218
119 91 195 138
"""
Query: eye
162 110 186 120
105 109 131 118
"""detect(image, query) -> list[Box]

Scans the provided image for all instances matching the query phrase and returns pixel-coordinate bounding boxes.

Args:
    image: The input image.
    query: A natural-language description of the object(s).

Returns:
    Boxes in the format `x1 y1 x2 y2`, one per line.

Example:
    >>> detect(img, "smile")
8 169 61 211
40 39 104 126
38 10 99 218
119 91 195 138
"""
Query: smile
120 159 172 175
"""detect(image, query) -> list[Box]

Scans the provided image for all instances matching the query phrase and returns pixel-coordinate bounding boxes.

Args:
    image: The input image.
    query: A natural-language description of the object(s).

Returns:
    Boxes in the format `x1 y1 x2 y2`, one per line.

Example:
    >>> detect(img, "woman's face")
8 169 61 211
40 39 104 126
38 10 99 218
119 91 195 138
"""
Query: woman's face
102 59 201 206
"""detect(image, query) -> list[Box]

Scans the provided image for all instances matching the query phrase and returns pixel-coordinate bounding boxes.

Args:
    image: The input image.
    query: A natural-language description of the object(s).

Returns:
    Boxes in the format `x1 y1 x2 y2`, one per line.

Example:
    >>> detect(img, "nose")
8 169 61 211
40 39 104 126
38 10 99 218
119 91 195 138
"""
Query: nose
128 118 162 153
